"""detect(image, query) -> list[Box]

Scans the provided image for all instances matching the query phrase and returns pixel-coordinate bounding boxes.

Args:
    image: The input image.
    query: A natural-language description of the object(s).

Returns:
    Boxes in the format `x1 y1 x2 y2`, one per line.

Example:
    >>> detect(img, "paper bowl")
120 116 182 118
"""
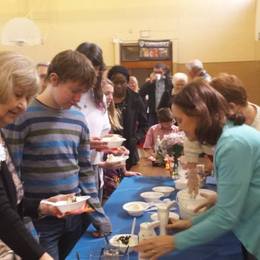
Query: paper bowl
150 212 180 221
41 195 90 214
175 178 188 190
109 234 138 253
140 191 164 203
177 189 217 219
152 186 175 197
106 154 129 164
101 135 126 148
123 201 148 217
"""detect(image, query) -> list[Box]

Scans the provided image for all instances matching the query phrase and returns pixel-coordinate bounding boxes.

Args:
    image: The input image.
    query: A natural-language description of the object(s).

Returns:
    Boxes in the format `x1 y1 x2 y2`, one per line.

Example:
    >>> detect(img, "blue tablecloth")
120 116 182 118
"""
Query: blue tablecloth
66 176 243 260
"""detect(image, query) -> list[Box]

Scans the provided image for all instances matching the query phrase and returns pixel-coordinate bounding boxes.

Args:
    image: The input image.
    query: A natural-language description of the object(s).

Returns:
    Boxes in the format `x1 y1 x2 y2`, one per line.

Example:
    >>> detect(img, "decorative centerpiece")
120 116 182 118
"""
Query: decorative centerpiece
154 132 185 178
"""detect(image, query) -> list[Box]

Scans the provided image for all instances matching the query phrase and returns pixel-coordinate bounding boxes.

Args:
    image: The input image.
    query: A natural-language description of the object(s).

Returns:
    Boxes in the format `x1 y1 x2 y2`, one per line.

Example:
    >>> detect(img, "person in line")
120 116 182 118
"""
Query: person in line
158 72 188 109
0 51 52 259
107 70 148 170
135 79 260 260
36 62 49 93
101 79 141 200
129 75 139 93
3 50 111 260
143 107 179 160
185 59 211 82
139 63 173 126
171 72 188 95
76 42 120 201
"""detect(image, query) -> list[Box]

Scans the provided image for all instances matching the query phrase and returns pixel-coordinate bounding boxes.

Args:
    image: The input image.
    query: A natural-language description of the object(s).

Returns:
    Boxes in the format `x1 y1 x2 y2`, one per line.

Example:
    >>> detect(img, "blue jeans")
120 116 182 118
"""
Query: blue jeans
33 214 91 260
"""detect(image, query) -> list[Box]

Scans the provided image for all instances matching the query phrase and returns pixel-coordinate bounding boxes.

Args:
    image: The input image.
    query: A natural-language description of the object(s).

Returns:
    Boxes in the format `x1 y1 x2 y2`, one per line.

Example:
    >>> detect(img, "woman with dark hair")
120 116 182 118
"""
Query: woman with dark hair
110 73 148 170
76 42 105 108
76 42 112 236
135 79 260 260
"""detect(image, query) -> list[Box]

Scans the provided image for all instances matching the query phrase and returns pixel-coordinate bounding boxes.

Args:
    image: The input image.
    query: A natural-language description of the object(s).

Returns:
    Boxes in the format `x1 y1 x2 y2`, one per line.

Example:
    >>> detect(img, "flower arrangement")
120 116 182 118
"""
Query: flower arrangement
154 132 185 168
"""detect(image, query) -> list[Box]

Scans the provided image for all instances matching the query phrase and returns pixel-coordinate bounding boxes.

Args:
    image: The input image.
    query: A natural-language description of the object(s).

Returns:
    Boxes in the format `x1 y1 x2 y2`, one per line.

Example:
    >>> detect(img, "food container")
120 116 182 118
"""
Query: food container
109 234 138 253
140 191 164 203
175 178 188 190
101 134 126 148
152 186 175 197
41 195 90 214
122 201 148 217
177 189 216 219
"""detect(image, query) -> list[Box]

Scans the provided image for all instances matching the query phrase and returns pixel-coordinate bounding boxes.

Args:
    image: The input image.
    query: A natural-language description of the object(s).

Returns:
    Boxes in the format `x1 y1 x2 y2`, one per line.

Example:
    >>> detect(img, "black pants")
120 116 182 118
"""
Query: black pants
241 244 257 260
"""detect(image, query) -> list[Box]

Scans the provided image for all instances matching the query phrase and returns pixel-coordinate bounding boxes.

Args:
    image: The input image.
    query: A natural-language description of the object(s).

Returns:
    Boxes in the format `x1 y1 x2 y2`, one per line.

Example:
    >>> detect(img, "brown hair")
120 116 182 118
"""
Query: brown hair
210 73 247 106
210 73 247 125
157 107 173 123
172 79 229 145
47 50 96 91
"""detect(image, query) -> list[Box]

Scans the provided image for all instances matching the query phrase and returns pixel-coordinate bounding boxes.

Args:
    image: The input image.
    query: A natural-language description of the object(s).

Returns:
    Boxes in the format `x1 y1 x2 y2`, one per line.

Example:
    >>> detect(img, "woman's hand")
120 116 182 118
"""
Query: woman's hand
193 192 217 213
107 146 129 156
90 137 108 151
167 218 192 231
39 252 54 260
98 160 125 169
134 235 175 260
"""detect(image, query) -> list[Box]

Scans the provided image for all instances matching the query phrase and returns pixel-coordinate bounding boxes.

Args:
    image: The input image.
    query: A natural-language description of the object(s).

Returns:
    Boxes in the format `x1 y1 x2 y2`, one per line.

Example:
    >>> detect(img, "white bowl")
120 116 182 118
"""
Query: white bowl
152 186 175 197
123 201 148 217
177 189 217 219
140 191 164 203
101 135 126 148
41 195 90 214
109 234 138 253
175 178 188 190
150 212 180 221
106 154 129 164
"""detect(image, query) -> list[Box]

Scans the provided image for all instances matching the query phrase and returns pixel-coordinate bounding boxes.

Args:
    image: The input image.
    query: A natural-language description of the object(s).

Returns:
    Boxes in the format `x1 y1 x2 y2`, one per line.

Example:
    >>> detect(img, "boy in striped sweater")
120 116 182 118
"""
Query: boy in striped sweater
3 50 111 260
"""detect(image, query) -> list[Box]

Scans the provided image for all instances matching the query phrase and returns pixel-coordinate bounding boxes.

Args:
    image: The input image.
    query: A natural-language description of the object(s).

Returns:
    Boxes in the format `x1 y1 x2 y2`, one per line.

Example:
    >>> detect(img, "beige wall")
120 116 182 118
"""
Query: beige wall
0 0 258 63
0 0 259 102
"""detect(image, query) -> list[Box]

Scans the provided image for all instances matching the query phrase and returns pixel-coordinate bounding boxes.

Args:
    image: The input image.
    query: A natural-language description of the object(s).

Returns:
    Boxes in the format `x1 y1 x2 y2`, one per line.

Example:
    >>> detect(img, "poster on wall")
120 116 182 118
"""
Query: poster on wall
138 39 172 60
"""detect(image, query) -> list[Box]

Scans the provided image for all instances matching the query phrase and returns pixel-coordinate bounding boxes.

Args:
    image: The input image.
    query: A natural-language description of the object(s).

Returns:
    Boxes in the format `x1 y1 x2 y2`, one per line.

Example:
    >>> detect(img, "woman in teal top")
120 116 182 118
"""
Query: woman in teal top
135 79 260 260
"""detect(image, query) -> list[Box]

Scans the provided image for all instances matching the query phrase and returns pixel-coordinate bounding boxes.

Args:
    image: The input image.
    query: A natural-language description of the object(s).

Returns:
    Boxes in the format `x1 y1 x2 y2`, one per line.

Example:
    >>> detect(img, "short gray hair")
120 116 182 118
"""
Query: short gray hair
185 59 204 71
0 51 40 103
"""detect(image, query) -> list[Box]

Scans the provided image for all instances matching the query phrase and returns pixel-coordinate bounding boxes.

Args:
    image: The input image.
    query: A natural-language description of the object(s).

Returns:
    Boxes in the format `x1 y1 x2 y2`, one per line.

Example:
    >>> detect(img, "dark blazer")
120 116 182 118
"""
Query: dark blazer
0 161 44 259
139 77 173 116
114 88 148 170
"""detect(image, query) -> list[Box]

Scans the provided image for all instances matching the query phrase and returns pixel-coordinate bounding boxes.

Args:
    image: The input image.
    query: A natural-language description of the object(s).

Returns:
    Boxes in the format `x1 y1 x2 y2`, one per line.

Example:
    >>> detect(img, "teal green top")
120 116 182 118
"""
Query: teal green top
175 123 260 259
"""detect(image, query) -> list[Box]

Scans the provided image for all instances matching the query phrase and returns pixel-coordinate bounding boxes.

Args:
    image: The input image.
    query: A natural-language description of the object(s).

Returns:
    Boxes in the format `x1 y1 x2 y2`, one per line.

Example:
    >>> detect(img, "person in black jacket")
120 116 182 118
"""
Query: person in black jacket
0 51 52 260
139 63 173 127
108 70 148 170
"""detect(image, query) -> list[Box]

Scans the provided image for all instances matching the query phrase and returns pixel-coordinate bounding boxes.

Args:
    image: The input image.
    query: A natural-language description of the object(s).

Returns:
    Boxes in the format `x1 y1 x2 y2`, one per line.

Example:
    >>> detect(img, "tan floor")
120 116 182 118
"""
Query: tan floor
131 156 170 177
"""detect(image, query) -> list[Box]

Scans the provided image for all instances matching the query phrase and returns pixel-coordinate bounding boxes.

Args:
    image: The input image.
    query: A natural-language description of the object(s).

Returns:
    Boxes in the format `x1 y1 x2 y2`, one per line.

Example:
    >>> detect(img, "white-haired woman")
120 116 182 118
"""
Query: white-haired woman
172 72 188 95
158 72 188 109
0 51 52 260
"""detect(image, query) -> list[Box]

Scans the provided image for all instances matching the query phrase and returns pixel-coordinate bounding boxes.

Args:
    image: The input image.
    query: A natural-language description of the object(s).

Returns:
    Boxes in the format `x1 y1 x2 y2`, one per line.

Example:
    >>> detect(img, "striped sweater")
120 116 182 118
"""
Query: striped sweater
2 98 111 232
